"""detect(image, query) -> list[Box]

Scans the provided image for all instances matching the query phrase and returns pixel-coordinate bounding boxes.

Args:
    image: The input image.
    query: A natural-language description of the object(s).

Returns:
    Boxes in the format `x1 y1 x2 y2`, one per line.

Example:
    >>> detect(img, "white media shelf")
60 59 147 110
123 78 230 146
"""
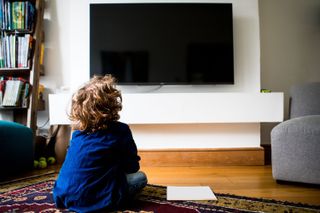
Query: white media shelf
49 92 283 125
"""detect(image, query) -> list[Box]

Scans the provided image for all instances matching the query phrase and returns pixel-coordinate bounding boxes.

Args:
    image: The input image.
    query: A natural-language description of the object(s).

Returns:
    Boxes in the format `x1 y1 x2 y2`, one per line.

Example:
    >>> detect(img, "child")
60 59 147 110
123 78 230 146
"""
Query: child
53 75 147 212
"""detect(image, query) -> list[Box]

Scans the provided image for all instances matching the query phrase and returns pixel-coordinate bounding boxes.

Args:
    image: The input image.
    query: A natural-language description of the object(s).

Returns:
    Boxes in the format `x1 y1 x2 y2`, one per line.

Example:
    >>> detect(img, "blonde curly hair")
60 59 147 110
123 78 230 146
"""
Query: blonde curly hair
69 75 122 132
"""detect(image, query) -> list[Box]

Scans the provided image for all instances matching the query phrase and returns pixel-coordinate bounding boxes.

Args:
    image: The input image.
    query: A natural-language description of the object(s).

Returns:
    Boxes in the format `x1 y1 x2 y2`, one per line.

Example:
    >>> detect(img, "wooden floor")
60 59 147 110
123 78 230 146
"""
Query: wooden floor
141 165 320 206
2 165 320 206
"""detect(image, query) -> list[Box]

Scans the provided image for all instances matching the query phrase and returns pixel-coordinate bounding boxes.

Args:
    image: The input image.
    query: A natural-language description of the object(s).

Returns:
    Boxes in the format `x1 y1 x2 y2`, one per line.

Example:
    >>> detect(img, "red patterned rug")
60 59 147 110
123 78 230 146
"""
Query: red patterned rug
0 175 319 213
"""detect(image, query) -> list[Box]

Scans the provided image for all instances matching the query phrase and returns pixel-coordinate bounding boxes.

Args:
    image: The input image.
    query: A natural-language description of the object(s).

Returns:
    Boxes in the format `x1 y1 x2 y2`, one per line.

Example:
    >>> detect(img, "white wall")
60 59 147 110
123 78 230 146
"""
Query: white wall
34 0 73 129
259 0 320 144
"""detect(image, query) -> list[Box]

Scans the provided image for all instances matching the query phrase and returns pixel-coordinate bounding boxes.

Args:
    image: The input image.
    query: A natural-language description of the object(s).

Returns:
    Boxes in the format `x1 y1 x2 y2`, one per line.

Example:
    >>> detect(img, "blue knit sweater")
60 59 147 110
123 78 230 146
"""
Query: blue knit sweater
53 122 140 212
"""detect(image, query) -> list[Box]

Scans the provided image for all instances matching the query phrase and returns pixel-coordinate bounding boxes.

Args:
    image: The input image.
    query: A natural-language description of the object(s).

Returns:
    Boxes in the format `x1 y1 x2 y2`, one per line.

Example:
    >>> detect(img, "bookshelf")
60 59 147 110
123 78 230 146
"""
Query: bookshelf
0 0 44 136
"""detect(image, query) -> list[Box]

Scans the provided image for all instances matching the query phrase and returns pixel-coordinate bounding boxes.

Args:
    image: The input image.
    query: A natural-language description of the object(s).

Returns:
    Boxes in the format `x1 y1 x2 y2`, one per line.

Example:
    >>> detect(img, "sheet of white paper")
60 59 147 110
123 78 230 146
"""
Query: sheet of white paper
167 186 217 200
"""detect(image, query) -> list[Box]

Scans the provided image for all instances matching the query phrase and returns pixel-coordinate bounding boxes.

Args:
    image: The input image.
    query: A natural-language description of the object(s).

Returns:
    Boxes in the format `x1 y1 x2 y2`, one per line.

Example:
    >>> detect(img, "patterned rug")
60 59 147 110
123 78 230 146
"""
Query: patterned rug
0 174 320 213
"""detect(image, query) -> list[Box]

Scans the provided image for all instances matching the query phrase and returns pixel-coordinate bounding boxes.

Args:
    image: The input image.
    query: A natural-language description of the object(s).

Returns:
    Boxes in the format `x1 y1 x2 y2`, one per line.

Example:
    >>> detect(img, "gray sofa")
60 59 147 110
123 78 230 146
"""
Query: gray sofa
271 82 320 184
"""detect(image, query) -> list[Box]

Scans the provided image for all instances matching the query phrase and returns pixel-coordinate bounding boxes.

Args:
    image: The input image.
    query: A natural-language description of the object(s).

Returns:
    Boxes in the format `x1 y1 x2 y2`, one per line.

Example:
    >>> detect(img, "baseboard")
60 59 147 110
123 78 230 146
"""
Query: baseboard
138 147 265 167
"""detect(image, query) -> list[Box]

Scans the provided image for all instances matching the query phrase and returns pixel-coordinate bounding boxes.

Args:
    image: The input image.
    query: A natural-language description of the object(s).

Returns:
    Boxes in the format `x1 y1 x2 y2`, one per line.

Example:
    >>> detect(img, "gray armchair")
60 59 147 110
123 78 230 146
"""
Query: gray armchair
271 82 320 184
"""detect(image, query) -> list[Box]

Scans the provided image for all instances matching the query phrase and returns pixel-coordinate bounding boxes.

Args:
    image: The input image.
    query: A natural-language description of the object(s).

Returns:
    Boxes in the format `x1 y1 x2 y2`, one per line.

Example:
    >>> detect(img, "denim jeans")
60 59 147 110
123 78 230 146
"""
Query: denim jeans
126 171 148 196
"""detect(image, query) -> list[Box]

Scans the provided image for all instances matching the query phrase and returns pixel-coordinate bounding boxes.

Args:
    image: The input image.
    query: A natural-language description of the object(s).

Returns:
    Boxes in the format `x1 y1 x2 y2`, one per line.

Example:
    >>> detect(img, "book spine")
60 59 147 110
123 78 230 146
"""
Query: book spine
0 0 3 30
11 1 16 29
15 79 24 106
21 2 25 30
27 2 35 31
22 81 29 107
0 76 4 106
7 1 11 30
5 34 10 68
26 34 31 67
0 33 4 68
25 2 28 30
10 34 15 68
4 0 7 30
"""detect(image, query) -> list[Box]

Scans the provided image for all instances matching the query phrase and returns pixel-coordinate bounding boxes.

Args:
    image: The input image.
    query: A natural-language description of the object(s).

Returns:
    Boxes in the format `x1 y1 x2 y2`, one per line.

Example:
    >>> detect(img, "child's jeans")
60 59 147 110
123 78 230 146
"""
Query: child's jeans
126 171 148 196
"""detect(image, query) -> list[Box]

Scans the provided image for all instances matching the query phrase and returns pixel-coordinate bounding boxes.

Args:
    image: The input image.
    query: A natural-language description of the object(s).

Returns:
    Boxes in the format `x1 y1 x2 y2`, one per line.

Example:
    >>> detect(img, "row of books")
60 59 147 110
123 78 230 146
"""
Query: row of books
0 76 30 107
0 0 36 31
0 33 33 68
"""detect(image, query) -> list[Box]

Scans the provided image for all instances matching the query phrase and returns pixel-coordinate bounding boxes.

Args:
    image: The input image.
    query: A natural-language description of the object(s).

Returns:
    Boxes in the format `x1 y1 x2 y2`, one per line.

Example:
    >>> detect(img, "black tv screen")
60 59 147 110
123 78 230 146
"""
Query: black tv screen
90 3 234 85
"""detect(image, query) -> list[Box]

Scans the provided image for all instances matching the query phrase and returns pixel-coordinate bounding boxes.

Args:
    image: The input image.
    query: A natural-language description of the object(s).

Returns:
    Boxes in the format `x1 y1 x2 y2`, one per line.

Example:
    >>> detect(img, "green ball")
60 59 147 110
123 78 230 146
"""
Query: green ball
47 157 56 165
39 157 46 162
34 160 39 168
38 160 47 169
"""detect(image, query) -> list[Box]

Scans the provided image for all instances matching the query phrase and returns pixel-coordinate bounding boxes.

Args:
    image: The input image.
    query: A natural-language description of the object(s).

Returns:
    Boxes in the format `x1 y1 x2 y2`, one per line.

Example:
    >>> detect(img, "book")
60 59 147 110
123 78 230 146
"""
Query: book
21 81 29 107
13 79 23 106
10 34 16 67
23 34 31 67
20 2 25 29
12 2 24 30
5 34 10 67
26 1 35 31
0 76 5 106
2 78 25 106
7 1 11 30
2 79 14 106
3 0 7 29
167 186 217 201
11 2 17 29
0 34 4 68
0 0 3 30
15 78 25 106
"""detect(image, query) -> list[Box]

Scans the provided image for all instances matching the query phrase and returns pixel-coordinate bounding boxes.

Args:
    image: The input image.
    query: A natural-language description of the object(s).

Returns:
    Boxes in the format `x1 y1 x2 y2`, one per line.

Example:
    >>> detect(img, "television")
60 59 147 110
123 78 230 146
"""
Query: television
90 3 234 85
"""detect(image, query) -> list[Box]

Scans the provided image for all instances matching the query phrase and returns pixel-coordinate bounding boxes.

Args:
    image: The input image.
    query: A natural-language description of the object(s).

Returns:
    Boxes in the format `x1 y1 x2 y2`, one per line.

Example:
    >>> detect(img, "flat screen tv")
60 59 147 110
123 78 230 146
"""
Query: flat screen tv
90 3 234 85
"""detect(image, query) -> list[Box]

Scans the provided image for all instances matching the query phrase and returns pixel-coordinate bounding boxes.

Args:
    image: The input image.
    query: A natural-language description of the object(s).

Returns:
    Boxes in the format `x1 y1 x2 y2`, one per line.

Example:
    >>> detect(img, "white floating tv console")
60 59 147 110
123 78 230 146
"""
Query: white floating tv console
49 92 283 149
49 92 283 125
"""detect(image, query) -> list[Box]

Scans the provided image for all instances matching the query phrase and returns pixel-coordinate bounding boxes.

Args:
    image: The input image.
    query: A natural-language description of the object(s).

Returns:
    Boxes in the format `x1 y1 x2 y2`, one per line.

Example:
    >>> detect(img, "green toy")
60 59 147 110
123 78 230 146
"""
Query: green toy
261 89 272 93
39 157 46 162
38 160 47 169
47 157 56 165
34 160 39 168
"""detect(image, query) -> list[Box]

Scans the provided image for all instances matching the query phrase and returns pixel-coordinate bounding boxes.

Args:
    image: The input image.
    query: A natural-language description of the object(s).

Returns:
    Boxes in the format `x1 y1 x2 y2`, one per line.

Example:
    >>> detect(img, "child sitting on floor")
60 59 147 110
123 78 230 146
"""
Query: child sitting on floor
53 75 147 212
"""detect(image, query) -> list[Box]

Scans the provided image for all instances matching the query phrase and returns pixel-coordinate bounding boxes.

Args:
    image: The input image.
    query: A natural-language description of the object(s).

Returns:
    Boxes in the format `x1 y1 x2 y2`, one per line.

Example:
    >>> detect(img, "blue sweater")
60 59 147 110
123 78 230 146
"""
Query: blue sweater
53 122 140 212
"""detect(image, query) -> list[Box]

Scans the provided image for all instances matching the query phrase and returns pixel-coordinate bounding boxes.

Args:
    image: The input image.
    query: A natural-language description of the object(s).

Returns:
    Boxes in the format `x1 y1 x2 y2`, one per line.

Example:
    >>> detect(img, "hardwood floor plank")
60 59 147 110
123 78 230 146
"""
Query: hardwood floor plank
141 166 320 205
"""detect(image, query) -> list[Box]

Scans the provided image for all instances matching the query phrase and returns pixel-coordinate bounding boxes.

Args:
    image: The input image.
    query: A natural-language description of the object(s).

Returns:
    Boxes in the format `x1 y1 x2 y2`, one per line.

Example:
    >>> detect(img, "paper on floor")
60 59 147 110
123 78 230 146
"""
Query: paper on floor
167 186 217 201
